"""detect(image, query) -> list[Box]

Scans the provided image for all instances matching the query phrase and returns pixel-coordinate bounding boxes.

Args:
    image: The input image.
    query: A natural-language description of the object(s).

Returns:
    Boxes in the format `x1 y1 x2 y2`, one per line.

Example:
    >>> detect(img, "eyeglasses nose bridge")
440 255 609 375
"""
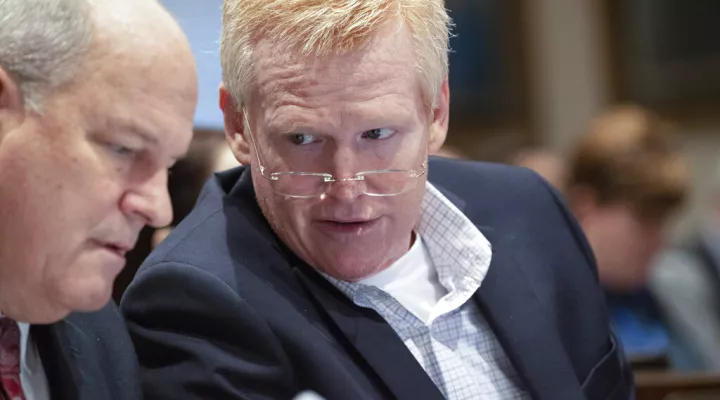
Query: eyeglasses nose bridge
324 175 365 183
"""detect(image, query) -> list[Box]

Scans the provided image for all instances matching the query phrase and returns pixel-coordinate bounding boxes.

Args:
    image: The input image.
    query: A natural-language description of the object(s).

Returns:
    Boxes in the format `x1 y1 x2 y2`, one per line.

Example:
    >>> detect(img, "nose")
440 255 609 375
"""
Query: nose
325 146 364 202
120 169 173 228
326 177 365 202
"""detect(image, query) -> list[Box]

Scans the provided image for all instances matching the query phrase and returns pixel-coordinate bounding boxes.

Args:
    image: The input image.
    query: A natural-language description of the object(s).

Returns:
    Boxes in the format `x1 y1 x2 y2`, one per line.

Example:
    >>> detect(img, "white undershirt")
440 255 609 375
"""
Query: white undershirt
359 234 447 324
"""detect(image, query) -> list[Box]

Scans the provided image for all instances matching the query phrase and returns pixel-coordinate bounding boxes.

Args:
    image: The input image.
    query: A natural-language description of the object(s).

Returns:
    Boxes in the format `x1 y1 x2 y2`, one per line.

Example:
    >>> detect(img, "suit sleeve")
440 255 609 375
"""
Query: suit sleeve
120 262 297 400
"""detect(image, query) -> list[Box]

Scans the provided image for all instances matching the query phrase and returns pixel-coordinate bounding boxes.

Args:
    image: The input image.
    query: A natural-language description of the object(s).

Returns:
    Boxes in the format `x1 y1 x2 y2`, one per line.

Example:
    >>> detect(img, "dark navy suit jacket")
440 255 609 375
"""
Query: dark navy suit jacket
32 303 142 400
121 158 634 400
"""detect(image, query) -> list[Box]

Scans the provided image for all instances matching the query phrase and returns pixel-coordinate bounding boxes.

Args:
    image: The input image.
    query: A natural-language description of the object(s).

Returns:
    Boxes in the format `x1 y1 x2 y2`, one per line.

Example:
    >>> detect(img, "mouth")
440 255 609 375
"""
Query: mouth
316 217 381 234
93 240 132 258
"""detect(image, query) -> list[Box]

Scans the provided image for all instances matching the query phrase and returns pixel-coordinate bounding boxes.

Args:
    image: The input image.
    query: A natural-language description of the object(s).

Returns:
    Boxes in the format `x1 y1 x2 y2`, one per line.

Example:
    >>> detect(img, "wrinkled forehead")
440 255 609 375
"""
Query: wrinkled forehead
249 24 424 117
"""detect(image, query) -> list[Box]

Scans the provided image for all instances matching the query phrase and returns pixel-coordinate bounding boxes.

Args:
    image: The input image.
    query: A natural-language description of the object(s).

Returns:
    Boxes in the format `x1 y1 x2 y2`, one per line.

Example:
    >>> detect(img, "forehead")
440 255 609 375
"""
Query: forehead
251 24 423 121
58 46 197 155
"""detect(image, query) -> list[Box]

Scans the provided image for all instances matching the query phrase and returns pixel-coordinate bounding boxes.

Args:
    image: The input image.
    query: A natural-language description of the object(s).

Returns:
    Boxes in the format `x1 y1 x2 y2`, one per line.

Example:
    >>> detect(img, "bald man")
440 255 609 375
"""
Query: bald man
0 0 197 398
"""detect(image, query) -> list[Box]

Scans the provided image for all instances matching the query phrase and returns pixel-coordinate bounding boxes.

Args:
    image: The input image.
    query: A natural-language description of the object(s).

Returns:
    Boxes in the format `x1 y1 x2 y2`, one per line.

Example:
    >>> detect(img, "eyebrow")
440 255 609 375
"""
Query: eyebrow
265 118 308 136
116 120 188 162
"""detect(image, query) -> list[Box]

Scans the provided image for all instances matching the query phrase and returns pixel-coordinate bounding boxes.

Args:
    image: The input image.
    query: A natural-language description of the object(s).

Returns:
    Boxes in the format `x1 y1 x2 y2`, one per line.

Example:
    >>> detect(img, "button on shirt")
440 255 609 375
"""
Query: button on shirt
324 183 530 400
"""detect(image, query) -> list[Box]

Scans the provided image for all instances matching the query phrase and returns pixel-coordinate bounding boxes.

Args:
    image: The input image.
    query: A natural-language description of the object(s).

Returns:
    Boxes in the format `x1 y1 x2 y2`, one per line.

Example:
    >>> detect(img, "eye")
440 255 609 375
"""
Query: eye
108 143 137 157
361 128 394 140
289 133 318 146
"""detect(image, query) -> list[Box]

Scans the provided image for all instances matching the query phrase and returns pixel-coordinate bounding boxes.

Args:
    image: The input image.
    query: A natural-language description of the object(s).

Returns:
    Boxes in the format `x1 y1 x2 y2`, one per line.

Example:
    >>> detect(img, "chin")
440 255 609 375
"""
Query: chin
317 253 393 282
59 279 114 313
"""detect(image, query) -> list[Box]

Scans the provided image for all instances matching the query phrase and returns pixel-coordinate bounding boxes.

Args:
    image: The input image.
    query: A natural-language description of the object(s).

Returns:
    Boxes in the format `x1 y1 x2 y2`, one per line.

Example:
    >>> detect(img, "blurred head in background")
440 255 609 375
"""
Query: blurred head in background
511 148 565 189
0 0 197 322
566 105 688 291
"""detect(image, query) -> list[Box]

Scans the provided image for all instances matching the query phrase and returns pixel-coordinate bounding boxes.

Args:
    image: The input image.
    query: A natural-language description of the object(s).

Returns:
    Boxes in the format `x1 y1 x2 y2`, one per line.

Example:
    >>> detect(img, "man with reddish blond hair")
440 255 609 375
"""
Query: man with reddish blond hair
122 1 633 399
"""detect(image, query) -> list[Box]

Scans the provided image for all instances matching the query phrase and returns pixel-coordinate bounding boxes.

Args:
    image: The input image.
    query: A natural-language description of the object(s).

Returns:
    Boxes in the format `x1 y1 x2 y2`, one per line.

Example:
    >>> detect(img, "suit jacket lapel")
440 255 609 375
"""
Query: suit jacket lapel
431 181 585 399
295 267 445 400
471 224 585 400
227 169 443 399
32 320 84 400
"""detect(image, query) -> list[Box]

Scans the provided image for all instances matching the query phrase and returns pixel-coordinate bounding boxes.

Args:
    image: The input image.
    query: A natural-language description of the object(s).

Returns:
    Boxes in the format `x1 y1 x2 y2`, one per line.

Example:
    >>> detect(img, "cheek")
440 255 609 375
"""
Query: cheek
253 174 297 233
606 225 655 269
637 231 663 263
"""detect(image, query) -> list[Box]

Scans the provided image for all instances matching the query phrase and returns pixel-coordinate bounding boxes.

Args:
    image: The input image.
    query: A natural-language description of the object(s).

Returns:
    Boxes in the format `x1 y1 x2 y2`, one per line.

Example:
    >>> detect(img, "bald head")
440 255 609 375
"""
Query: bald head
77 0 196 96
0 0 195 111
78 0 198 107
89 0 191 57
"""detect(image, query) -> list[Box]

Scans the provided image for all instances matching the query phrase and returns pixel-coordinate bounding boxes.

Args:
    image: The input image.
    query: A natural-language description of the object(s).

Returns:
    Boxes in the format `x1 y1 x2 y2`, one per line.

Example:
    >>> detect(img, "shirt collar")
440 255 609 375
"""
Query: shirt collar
17 322 31 371
324 181 492 300
0 316 32 372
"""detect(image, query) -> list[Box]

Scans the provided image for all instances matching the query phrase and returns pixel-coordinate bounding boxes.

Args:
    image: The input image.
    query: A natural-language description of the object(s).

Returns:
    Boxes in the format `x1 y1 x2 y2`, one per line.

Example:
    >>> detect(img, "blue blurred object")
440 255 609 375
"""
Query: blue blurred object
606 289 670 357
160 0 224 130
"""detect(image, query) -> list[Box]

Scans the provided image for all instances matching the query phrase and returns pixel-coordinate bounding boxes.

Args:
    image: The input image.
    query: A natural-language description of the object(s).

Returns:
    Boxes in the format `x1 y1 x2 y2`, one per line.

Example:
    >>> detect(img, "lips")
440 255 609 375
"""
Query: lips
316 217 381 234
328 218 374 224
94 240 133 257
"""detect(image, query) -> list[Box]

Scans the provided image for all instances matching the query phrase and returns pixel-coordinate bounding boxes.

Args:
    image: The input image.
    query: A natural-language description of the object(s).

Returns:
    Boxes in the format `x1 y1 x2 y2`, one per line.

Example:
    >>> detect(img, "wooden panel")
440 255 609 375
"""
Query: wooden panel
636 372 720 400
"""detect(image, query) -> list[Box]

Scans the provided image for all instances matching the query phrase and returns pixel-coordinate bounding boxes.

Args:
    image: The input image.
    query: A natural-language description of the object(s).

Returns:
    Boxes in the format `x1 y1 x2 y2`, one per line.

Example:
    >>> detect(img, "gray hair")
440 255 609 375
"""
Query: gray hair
0 0 93 111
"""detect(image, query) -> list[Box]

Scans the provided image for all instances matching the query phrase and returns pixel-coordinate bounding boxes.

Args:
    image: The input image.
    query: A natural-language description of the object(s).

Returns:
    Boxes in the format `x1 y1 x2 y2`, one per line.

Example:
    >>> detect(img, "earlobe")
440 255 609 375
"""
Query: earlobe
219 85 251 164
0 67 25 136
427 79 450 154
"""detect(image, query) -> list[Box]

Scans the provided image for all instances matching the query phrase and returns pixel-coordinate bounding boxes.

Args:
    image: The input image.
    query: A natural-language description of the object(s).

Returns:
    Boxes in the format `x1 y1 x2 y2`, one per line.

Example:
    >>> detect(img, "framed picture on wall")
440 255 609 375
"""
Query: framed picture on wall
602 0 720 122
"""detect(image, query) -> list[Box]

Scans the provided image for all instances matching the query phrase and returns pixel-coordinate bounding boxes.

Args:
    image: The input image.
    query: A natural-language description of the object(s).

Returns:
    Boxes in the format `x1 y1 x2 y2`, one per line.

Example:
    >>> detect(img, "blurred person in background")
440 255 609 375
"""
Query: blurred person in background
565 105 690 367
511 148 565 190
650 157 720 371
0 0 197 398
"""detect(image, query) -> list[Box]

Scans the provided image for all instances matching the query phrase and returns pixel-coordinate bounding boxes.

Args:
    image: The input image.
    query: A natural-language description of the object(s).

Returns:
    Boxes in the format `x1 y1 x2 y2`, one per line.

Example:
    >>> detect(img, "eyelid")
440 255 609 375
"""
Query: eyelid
289 132 320 145
363 127 395 139
110 143 136 155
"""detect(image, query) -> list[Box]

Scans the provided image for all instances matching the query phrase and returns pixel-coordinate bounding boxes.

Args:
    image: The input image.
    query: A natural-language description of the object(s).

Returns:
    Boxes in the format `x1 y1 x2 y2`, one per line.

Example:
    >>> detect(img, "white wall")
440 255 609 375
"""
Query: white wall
161 0 224 130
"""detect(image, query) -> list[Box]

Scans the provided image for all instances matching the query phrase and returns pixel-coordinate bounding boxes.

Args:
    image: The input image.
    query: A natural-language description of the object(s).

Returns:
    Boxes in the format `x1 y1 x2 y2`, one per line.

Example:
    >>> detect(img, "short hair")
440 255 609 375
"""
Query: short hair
0 0 93 111
566 105 688 220
220 0 451 110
